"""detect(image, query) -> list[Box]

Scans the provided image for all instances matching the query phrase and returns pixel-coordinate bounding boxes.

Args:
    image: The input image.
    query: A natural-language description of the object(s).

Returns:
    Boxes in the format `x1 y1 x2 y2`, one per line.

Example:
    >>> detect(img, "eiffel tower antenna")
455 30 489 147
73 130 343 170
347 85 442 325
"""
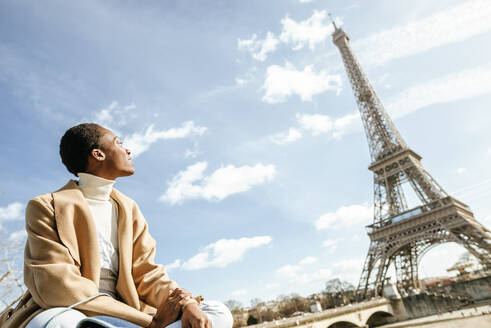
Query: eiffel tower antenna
328 13 337 30
331 25 491 299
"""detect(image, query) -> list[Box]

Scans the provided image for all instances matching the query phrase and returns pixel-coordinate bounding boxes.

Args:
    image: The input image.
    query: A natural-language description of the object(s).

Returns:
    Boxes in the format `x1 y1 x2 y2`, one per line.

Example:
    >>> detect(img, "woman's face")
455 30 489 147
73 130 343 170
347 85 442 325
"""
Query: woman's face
97 127 135 179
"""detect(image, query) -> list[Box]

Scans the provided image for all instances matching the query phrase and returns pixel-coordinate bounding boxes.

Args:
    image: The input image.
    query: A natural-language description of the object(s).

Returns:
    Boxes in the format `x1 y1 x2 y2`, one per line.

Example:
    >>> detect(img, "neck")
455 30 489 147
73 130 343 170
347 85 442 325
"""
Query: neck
77 172 115 201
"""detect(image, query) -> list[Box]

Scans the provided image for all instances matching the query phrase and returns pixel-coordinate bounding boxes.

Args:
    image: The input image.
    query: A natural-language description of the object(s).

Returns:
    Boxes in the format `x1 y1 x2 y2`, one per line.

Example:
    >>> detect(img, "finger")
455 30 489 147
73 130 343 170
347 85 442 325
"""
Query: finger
175 288 192 296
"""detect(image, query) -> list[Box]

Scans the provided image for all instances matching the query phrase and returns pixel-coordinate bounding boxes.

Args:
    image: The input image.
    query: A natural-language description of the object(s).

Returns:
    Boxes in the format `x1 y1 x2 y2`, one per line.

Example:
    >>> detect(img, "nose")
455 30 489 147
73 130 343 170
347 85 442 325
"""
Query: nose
126 148 131 155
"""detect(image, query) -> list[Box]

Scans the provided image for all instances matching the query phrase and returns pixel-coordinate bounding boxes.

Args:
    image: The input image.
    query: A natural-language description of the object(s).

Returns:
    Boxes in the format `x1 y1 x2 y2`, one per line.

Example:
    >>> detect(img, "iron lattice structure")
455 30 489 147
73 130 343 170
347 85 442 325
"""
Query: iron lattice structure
331 25 491 299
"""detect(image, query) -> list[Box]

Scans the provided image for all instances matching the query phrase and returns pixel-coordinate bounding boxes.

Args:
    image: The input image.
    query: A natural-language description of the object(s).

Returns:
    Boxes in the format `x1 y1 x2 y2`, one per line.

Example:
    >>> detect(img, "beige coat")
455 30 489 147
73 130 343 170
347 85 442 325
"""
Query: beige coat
0 180 178 328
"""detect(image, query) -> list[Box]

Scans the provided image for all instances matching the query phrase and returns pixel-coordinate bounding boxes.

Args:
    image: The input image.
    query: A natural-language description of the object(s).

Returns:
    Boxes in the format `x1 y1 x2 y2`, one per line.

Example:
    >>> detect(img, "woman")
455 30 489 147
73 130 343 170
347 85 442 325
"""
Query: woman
1 123 233 328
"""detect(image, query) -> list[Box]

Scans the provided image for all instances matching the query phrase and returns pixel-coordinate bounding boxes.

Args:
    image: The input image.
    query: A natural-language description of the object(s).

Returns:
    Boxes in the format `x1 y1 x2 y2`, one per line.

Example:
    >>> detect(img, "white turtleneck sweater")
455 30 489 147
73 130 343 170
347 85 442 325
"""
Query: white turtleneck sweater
77 173 119 275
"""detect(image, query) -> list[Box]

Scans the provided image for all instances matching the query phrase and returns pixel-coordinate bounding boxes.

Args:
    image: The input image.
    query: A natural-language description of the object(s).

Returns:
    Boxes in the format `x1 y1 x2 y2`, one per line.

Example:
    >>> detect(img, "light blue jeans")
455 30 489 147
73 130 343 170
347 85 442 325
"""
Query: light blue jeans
26 301 233 328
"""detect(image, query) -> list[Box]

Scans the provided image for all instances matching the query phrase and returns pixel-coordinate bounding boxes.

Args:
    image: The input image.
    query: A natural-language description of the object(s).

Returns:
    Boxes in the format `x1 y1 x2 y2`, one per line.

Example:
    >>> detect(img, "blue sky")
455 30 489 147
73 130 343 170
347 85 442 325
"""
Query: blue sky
1 0 491 307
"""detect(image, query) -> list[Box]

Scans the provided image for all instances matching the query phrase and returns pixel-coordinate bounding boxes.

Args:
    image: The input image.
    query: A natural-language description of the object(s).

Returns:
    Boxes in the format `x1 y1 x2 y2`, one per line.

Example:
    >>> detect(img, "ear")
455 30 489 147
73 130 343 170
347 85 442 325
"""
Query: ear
91 148 106 161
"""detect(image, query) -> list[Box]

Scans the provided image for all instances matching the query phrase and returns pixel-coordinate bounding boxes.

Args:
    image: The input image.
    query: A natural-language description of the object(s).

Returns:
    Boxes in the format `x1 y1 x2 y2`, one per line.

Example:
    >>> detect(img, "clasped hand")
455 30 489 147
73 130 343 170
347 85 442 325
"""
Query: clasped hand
148 288 211 328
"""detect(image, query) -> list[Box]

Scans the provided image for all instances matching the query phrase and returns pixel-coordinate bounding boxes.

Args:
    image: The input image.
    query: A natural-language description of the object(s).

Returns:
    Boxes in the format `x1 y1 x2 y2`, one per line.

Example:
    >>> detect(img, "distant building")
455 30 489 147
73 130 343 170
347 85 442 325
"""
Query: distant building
310 301 322 313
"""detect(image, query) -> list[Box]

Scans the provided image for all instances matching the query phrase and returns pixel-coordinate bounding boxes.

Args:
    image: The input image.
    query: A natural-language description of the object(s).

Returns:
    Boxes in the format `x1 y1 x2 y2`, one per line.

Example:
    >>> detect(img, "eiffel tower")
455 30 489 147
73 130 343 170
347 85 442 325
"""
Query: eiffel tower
331 23 491 299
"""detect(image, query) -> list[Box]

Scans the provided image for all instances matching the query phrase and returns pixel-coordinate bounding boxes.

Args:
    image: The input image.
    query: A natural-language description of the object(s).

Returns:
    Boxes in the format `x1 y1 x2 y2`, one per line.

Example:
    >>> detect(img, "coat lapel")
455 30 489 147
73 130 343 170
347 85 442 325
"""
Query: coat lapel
111 189 140 309
52 180 101 285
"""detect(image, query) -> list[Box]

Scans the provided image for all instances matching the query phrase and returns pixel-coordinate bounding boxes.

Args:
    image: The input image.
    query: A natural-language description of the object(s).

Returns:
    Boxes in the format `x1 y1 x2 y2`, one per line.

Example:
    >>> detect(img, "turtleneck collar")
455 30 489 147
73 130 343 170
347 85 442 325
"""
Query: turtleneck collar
77 173 115 201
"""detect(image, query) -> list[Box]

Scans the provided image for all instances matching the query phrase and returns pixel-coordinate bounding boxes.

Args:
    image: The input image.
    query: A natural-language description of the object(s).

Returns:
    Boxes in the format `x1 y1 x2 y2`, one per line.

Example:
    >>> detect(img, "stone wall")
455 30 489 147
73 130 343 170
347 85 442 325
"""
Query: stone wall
426 276 491 302
401 292 470 319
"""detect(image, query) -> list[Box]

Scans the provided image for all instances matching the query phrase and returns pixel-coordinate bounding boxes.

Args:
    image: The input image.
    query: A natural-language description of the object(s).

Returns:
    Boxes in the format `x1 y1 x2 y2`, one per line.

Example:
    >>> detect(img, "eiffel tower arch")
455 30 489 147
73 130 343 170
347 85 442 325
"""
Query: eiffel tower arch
330 23 491 299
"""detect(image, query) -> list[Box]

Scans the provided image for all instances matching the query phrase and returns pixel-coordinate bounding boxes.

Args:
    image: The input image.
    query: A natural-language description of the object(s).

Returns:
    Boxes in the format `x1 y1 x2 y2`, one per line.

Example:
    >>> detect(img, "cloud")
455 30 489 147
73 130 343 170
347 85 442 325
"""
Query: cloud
9 229 27 241
322 239 342 253
299 256 317 265
269 65 491 144
181 236 272 270
270 62 491 145
270 112 360 146
184 149 200 159
329 113 361 139
299 0 314 3
276 256 332 288
387 64 491 119
289 269 332 285
262 63 342 103
332 259 364 272
93 101 136 128
164 259 181 271
354 0 491 68
0 202 24 229
419 243 468 278
276 265 333 286
270 128 302 145
238 32 279 61
457 168 466 174
331 259 364 283
231 289 247 296
280 10 338 50
297 112 361 137
266 282 280 289
161 162 276 204
315 203 372 230
296 113 332 135
235 72 254 86
276 265 302 278
124 121 207 158
0 202 24 221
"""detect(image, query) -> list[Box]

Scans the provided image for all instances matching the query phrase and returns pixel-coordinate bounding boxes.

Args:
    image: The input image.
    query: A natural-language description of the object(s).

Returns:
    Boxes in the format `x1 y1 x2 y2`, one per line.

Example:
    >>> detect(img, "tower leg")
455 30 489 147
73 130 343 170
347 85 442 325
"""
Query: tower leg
393 245 419 293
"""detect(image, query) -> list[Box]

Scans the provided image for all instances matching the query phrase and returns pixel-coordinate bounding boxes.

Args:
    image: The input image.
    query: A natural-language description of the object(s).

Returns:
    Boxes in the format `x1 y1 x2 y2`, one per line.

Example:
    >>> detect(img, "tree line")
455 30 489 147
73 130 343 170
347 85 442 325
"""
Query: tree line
225 278 358 328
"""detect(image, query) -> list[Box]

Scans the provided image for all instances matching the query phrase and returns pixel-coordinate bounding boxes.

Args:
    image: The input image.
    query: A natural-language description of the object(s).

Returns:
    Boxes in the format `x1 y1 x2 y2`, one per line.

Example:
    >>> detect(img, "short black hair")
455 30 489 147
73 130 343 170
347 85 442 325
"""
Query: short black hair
59 123 104 176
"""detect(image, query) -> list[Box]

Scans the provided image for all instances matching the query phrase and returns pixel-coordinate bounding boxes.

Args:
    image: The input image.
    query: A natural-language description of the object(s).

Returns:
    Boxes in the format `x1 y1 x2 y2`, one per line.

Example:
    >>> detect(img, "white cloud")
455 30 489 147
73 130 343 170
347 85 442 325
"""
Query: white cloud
276 256 332 288
93 101 136 128
296 113 333 135
330 113 360 139
276 265 302 278
270 112 361 146
0 202 24 229
299 0 314 3
419 243 468 278
0 202 24 221
231 289 247 296
354 0 491 68
299 256 317 265
331 259 364 283
316 203 372 230
161 162 276 204
289 269 332 285
322 239 342 253
164 259 181 271
262 63 342 103
387 64 491 119
457 168 466 174
270 128 302 145
238 32 279 61
124 121 207 158
181 236 272 270
235 73 254 86
266 282 280 289
9 229 27 241
184 149 200 159
280 10 337 50
332 259 364 272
